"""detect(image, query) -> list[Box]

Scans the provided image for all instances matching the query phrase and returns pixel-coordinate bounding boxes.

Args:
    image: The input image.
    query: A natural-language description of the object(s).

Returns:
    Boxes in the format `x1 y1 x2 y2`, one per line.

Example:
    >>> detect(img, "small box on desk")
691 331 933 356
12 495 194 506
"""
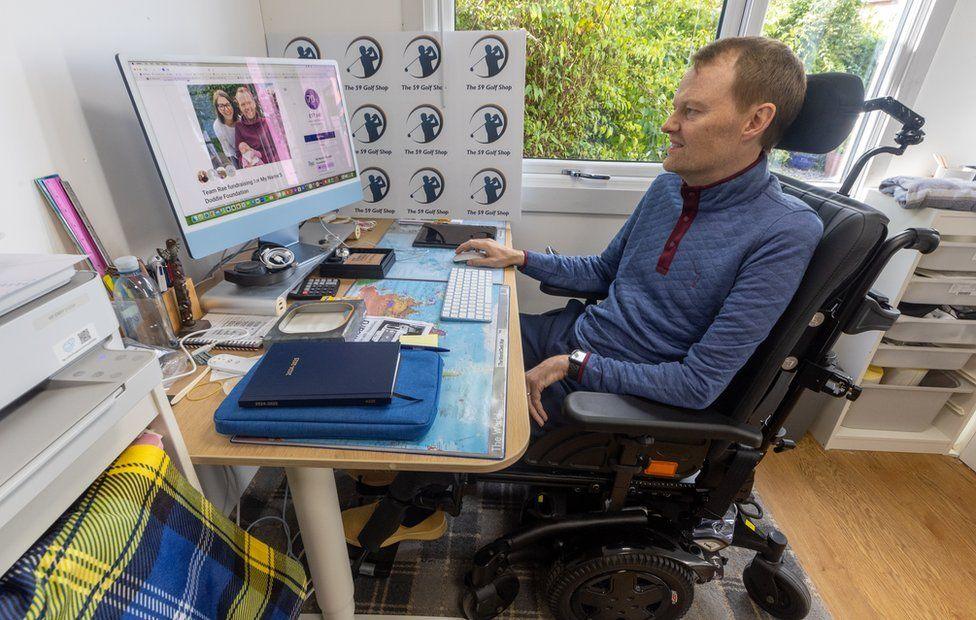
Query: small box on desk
317 248 395 279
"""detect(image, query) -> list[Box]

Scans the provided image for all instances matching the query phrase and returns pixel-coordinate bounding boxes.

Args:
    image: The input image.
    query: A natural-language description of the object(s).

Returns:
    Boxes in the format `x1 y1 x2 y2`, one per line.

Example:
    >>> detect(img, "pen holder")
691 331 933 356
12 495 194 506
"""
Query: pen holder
162 278 203 334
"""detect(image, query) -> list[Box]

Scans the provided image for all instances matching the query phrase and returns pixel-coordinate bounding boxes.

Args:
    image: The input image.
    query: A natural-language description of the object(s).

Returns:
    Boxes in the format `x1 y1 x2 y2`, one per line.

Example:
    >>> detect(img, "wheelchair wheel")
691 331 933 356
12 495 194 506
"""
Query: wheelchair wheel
546 551 694 620
742 558 811 620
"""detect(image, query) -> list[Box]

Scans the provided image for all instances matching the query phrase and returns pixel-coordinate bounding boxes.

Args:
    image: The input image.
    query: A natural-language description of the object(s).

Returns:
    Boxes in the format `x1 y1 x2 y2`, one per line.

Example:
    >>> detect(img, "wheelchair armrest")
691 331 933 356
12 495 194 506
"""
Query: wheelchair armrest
563 392 763 448
539 283 609 301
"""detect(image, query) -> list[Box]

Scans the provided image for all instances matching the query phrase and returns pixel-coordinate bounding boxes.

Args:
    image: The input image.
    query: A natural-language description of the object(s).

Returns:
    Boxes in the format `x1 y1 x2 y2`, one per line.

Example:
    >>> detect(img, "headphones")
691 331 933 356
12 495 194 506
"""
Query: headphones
224 243 296 286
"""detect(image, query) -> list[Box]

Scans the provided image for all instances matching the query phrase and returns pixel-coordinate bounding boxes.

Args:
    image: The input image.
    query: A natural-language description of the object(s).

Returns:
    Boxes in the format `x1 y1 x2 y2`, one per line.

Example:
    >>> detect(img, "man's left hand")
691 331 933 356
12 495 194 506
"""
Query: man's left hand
525 355 570 428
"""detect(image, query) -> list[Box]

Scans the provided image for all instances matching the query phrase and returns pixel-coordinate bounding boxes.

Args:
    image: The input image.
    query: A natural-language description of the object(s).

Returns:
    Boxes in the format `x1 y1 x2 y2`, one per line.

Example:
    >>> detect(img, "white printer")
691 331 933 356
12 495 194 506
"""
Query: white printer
0 264 193 574
0 270 122 409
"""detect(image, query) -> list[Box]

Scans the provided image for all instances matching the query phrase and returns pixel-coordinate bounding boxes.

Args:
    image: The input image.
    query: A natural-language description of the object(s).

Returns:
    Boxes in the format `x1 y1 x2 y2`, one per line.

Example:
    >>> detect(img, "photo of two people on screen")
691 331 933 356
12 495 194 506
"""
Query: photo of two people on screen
189 83 291 173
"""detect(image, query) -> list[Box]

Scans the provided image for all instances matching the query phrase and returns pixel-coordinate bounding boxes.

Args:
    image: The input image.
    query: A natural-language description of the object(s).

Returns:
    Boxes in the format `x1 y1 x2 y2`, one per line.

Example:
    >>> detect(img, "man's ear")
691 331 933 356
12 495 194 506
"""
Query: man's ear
742 102 776 143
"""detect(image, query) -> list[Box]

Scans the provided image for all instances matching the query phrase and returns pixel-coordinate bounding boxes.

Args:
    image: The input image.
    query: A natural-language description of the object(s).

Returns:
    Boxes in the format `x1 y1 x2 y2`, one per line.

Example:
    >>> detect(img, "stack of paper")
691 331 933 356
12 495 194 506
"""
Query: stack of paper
0 253 85 316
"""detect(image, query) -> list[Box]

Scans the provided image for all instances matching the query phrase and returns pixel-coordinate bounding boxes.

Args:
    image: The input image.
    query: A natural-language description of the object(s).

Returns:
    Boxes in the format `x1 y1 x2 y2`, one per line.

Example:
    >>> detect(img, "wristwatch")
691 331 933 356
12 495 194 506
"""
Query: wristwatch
568 349 589 382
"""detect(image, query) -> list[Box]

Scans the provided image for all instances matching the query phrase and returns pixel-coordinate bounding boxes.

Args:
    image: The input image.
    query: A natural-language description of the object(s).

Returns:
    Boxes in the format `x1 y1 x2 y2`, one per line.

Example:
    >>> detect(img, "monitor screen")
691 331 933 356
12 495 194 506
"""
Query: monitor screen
118 55 361 258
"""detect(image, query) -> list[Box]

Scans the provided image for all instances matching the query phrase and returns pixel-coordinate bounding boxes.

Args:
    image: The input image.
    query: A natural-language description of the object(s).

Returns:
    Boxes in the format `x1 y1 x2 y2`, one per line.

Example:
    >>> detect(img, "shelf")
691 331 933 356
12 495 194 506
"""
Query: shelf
830 425 953 454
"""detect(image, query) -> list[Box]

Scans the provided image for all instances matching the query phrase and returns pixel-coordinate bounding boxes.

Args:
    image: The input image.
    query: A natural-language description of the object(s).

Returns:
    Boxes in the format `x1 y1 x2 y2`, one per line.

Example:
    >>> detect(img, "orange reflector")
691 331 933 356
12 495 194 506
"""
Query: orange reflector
643 460 679 477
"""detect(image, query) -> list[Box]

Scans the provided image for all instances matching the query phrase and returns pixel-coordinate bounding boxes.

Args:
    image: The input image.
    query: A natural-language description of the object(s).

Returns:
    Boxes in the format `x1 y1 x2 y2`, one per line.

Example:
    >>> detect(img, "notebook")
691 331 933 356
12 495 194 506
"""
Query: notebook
184 313 278 350
238 340 401 408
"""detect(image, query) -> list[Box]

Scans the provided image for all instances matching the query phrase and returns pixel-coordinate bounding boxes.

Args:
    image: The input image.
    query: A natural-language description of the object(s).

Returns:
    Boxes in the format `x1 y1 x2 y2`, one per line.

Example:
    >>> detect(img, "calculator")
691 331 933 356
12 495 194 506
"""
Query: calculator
287 275 340 300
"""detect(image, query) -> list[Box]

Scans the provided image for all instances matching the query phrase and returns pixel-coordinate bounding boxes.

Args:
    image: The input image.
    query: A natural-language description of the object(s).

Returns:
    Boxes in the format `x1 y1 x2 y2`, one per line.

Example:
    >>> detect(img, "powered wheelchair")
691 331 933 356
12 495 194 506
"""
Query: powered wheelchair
346 73 937 620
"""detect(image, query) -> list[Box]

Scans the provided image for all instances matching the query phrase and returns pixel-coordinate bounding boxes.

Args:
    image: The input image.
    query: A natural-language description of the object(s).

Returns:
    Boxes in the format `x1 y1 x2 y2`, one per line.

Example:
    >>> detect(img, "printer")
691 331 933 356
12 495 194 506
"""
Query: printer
0 270 123 409
0 266 171 573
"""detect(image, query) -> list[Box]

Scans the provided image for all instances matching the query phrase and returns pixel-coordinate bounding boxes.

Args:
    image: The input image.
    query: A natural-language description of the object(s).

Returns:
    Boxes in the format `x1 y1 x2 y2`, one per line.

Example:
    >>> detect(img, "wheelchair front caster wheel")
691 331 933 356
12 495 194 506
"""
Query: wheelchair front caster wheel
742 557 811 619
460 570 519 619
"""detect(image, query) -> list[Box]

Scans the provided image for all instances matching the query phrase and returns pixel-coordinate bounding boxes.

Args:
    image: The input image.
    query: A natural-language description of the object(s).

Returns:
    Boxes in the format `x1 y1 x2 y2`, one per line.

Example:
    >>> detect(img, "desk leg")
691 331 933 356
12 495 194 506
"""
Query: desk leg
287 467 355 620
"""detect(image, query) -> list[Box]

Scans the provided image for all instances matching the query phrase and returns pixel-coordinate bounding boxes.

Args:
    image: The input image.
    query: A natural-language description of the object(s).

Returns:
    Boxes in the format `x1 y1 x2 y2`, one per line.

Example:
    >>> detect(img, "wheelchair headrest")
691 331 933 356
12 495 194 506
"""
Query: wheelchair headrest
776 73 865 154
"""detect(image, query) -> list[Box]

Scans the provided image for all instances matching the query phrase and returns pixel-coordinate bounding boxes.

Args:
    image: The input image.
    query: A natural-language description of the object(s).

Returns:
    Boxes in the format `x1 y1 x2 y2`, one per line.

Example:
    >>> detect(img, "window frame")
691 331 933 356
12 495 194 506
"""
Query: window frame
432 0 951 210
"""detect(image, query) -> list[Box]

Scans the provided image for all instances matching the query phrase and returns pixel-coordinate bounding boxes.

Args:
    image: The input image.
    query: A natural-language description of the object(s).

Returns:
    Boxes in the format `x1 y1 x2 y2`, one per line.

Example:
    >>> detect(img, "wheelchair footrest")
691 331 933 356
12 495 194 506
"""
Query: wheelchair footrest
348 542 401 578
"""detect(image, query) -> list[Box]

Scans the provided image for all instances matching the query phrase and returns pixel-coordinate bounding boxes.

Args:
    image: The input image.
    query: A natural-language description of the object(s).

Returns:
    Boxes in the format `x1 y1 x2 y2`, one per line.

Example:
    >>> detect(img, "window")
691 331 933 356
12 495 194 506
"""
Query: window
762 0 910 183
444 0 937 195
455 0 726 162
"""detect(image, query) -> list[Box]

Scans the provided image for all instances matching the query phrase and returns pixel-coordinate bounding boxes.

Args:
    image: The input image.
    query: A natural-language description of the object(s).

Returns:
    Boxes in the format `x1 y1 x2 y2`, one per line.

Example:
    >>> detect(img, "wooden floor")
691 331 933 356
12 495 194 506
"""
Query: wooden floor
755 436 976 619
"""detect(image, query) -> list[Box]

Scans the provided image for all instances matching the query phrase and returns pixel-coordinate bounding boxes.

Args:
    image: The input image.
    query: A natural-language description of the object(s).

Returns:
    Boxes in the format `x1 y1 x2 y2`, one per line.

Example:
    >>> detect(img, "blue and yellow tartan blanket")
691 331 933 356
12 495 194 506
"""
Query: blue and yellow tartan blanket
0 444 308 619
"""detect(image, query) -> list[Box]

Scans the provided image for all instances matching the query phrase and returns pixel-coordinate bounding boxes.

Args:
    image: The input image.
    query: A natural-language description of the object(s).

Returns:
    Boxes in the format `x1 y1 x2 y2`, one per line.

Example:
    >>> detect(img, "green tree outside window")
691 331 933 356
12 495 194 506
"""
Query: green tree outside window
456 0 890 169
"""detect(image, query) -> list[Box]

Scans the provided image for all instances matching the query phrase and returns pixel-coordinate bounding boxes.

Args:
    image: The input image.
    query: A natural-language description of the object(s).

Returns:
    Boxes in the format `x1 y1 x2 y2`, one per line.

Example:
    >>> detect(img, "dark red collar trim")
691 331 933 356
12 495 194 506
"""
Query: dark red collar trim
681 153 765 192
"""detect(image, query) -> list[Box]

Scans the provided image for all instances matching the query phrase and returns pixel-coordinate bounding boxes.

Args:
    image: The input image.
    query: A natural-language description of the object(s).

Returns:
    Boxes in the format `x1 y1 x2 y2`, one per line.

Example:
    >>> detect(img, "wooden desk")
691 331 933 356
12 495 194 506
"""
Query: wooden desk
170 218 529 619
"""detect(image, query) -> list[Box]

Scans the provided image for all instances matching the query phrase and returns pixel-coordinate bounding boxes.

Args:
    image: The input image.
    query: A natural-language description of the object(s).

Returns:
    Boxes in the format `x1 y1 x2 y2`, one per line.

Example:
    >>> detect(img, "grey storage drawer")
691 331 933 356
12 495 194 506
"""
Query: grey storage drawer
842 371 972 432
902 274 976 305
873 342 976 370
918 241 976 272
886 316 976 345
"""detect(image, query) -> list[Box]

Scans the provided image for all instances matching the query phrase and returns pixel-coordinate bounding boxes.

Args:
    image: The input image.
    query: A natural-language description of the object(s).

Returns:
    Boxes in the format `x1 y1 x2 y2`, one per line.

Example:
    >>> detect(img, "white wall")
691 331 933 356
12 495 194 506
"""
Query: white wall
870 1 976 180
1 1 267 279
261 0 423 34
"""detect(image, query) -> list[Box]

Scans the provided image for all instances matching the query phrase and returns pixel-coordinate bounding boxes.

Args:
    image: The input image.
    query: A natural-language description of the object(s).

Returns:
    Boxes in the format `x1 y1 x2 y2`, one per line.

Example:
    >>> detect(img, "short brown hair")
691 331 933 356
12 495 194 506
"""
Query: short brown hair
692 37 806 151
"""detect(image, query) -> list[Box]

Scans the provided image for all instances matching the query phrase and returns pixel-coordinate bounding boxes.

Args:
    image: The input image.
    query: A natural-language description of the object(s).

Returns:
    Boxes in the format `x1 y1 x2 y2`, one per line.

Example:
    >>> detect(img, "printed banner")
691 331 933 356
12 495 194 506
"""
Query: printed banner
268 30 526 221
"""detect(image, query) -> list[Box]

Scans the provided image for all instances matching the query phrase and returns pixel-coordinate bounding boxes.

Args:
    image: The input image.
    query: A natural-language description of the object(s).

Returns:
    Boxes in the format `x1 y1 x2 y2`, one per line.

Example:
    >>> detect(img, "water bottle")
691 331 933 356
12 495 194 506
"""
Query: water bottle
112 256 178 348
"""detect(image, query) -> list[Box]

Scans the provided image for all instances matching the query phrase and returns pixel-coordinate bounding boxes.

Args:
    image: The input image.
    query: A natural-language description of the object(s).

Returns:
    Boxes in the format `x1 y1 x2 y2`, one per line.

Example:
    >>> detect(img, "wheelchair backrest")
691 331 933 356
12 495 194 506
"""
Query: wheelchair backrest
710 73 890 425
713 177 888 424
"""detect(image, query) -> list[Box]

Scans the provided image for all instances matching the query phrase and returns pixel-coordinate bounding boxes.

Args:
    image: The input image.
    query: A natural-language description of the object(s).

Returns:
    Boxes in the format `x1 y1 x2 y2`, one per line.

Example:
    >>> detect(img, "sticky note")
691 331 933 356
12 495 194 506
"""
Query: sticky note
400 334 439 347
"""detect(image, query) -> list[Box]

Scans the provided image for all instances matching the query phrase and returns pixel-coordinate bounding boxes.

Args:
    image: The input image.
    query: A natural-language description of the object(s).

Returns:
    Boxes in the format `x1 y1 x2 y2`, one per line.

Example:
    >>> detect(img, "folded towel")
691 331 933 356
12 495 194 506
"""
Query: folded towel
880 176 976 211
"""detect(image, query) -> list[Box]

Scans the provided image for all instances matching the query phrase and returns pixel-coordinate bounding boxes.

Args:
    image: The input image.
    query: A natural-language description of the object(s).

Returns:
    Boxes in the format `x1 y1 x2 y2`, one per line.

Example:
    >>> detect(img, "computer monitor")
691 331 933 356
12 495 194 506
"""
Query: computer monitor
117 54 361 262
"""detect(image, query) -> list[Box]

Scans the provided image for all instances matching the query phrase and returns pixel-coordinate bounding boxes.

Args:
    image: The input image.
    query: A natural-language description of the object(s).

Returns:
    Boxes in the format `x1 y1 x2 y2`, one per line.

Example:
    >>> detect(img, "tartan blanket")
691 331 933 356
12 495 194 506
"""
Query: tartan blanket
0 444 308 619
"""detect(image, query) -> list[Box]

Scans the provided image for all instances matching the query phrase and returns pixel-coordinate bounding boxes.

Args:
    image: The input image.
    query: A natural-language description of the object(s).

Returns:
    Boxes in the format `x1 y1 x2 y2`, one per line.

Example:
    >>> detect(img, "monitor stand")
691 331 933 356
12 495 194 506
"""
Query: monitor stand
261 224 327 269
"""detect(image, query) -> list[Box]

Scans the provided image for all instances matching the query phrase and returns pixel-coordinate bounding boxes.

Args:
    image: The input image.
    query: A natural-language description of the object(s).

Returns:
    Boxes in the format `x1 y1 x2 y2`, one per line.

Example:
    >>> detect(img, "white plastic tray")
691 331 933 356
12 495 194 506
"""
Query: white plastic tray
918 241 976 272
843 371 971 432
874 342 976 370
887 316 976 345
903 273 976 305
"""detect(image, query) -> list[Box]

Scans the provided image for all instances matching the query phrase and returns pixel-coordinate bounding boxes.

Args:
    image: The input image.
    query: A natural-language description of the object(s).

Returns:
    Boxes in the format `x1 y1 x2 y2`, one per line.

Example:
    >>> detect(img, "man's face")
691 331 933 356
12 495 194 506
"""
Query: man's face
661 54 753 181
236 91 257 120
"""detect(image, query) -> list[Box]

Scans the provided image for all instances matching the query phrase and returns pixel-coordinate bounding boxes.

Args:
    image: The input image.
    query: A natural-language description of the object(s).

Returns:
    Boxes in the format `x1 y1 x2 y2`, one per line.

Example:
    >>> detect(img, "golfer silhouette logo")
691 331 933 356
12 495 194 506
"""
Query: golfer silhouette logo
468 35 509 78
409 168 445 204
403 36 442 78
351 105 387 144
468 105 507 144
469 169 506 205
343 36 383 79
361 167 391 203
406 105 444 144
283 37 321 59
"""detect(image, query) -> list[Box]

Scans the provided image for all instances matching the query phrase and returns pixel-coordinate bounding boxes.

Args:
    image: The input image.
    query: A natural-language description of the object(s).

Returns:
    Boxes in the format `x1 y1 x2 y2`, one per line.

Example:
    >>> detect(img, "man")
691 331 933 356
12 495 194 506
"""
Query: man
233 87 284 164
456 37 823 430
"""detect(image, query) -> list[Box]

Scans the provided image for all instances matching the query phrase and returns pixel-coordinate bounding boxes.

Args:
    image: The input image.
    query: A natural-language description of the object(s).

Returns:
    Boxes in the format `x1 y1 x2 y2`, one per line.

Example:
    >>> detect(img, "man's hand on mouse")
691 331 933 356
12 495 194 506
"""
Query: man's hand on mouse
455 238 526 268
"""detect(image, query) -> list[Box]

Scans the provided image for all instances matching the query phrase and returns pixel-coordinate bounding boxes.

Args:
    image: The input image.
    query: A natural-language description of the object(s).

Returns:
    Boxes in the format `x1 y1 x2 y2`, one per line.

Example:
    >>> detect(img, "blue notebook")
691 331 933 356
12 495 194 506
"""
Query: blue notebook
238 340 400 408
215 349 443 441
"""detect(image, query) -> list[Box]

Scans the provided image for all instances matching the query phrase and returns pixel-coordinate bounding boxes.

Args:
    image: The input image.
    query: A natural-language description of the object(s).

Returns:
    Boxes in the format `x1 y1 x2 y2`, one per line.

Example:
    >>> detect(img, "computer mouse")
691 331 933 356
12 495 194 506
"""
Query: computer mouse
453 250 486 263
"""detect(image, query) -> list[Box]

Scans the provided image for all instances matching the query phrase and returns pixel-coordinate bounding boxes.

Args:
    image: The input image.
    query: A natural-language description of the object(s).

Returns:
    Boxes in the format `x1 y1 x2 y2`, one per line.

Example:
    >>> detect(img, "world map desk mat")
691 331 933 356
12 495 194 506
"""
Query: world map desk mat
374 220 507 284
233 277 509 459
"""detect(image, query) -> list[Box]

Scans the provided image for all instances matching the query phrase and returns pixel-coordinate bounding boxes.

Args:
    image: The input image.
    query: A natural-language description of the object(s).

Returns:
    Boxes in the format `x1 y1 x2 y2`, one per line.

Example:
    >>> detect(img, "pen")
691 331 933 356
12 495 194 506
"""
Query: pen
401 345 450 353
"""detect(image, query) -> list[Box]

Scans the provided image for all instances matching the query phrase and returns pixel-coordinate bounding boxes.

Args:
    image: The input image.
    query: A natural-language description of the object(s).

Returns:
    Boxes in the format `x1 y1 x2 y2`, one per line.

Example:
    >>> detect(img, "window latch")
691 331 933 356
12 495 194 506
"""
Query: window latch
561 168 611 181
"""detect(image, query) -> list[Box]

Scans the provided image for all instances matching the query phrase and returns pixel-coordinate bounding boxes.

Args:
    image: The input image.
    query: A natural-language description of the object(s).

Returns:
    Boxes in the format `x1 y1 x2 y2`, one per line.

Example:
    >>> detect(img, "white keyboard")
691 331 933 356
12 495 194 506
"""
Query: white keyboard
441 267 494 322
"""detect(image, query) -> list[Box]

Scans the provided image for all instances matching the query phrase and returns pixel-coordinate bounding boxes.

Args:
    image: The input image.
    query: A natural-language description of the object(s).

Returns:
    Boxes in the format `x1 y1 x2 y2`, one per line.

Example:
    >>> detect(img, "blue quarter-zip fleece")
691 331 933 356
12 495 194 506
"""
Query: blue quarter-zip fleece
520 156 822 409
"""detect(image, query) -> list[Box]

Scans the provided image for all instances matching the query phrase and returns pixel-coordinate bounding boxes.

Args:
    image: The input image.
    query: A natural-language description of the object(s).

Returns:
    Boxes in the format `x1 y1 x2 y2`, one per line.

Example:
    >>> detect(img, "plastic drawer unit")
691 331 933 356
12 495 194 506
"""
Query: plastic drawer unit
843 371 972 432
874 341 976 370
918 241 976 273
902 272 976 306
887 316 976 346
